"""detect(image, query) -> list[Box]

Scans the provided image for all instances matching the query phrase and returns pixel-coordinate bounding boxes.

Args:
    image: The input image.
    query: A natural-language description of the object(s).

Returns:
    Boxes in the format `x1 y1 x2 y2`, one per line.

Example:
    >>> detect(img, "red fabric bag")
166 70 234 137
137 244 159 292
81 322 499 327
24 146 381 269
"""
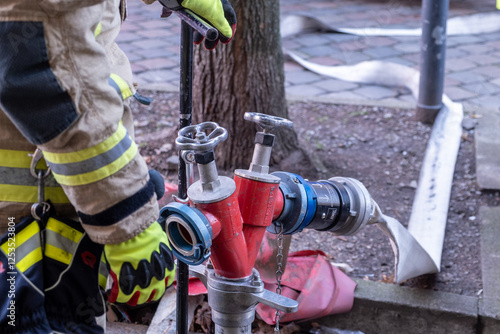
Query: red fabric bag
256 250 356 324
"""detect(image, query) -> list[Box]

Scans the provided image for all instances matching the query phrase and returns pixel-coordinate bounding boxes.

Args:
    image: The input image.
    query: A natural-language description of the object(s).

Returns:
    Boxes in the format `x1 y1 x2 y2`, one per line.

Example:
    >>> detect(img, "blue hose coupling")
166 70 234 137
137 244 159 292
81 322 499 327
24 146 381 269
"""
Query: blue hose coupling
268 172 317 235
159 202 212 265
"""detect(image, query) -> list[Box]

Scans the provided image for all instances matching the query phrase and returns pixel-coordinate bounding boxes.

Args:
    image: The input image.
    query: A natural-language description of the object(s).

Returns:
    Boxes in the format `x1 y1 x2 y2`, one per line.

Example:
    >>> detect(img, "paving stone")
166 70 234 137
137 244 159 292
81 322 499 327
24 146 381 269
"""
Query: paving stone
458 43 497 55
462 82 499 97
294 33 334 47
326 34 363 43
443 76 462 88
397 93 417 104
447 70 488 84
491 78 500 87
484 40 500 50
134 57 177 70
449 35 485 45
393 42 420 54
352 85 398 100
383 56 417 67
363 46 403 58
136 69 179 83
445 47 470 59
445 58 477 72
444 36 461 47
132 47 176 59
116 42 138 53
124 52 144 63
130 63 147 73
312 78 359 92
337 40 368 52
444 86 478 101
466 95 500 110
285 70 323 85
362 36 398 47
284 48 310 60
308 56 343 66
282 38 301 50
391 36 420 43
283 61 305 72
115 32 143 43
343 11 376 21
138 19 171 30
300 44 340 57
308 1 340 10
336 50 372 64
322 90 366 101
402 53 420 64
136 29 177 38
285 83 326 96
463 53 499 65
472 65 500 78
131 38 170 50
122 14 150 24
481 33 500 42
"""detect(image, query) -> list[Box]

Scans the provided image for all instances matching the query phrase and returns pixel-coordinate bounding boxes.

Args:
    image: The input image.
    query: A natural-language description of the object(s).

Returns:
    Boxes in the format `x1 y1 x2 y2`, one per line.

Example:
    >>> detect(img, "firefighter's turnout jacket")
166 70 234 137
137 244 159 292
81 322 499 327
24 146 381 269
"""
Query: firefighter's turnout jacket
0 0 156 245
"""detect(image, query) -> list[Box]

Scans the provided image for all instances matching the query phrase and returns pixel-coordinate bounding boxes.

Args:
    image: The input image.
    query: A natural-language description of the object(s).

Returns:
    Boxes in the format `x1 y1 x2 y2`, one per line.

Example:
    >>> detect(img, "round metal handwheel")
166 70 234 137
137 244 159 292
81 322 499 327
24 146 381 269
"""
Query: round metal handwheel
176 122 228 151
244 112 293 132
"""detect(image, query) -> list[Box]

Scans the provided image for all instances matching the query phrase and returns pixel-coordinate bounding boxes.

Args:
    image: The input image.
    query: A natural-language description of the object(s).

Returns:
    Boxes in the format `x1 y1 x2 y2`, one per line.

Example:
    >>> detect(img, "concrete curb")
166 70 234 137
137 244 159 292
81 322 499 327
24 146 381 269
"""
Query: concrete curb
313 205 500 334
478 206 500 334
315 278 479 334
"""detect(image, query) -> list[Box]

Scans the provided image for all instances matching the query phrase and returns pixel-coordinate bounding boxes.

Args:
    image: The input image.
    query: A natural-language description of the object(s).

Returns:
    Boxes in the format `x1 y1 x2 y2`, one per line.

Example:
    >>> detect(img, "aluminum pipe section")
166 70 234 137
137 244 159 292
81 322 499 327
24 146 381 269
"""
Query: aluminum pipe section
270 172 374 236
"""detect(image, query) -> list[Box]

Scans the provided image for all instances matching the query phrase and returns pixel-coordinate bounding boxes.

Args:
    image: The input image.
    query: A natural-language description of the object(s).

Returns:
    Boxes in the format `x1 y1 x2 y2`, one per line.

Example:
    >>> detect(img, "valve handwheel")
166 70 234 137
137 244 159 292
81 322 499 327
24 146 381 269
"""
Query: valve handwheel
176 121 228 151
244 112 293 133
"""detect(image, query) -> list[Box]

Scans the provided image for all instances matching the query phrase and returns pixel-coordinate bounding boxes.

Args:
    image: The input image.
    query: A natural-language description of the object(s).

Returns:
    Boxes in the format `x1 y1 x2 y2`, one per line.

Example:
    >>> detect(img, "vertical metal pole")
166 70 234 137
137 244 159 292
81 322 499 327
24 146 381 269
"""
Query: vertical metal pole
177 20 193 334
416 0 449 124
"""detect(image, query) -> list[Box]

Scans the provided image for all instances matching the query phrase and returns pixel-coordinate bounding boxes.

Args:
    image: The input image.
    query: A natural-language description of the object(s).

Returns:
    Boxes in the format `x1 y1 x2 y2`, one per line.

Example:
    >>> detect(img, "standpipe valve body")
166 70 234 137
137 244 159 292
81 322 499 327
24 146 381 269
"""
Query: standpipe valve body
159 114 294 279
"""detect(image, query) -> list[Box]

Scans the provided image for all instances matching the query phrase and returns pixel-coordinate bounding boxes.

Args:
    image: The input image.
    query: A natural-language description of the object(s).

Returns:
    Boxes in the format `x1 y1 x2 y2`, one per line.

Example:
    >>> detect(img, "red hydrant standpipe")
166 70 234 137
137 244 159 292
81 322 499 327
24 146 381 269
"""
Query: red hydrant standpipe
188 124 283 279
160 112 385 334
234 173 281 277
193 175 280 279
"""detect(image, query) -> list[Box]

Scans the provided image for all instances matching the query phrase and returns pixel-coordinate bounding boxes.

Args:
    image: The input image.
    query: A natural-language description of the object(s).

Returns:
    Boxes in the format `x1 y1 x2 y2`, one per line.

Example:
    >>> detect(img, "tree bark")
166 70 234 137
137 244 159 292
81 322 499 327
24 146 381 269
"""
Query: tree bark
192 0 300 171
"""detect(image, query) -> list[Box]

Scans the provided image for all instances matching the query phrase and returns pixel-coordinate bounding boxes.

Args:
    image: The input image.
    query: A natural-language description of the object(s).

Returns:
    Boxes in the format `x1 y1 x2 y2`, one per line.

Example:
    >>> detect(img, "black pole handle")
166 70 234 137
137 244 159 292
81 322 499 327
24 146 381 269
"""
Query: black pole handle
174 8 219 41
176 19 194 334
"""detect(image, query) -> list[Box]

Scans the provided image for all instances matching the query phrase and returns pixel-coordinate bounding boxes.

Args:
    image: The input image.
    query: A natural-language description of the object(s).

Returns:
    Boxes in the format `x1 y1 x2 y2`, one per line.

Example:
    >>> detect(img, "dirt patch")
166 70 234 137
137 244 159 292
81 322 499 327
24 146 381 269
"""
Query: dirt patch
131 90 499 297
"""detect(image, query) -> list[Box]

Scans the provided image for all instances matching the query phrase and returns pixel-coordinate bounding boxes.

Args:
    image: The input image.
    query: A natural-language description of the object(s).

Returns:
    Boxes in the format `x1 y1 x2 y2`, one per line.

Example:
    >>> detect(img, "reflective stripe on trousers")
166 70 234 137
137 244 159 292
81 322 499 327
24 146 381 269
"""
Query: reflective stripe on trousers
0 149 69 204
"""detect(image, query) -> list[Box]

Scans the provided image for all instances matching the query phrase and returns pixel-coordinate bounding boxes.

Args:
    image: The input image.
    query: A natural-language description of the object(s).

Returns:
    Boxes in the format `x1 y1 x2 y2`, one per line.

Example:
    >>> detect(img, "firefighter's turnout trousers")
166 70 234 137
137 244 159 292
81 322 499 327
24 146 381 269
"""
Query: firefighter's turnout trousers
0 0 156 332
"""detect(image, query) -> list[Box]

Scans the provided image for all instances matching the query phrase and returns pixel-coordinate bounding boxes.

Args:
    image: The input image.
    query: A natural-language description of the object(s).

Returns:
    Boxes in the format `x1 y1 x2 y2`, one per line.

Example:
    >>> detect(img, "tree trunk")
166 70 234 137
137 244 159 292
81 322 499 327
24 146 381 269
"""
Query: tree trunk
192 0 300 171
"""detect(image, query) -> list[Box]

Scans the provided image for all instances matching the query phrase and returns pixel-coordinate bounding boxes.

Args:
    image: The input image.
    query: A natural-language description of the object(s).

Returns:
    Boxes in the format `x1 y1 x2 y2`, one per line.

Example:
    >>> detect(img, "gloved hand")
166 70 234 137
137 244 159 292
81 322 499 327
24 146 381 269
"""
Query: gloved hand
104 221 176 306
159 0 237 50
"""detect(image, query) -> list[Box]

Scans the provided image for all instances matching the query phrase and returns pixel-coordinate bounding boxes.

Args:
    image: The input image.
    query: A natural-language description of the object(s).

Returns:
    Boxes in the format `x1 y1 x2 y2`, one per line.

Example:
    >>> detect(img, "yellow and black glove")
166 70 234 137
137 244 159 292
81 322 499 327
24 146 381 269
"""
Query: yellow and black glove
159 0 237 50
104 221 176 306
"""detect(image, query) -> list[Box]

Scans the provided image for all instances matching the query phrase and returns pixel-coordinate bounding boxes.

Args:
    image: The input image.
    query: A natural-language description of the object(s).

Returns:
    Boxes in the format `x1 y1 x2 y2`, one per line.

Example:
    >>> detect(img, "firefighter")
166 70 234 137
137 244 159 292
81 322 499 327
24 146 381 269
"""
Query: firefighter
0 0 236 332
